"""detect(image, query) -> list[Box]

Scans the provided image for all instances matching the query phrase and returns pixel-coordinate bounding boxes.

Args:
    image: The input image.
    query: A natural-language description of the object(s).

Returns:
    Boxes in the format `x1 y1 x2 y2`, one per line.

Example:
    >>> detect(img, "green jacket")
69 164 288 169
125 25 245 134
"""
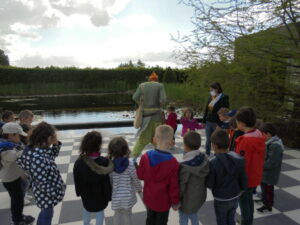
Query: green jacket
179 151 209 214
133 81 166 135
262 136 284 185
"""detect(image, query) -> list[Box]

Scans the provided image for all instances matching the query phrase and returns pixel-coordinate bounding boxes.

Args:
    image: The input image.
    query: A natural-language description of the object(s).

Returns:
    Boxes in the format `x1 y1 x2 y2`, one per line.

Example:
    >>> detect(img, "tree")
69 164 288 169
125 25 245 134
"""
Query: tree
136 59 146 67
163 67 177 83
0 49 9 66
175 0 300 147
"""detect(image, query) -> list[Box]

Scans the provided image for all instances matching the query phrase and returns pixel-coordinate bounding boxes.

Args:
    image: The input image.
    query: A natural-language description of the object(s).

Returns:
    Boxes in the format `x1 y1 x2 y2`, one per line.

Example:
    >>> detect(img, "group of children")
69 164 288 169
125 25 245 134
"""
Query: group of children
0 106 284 225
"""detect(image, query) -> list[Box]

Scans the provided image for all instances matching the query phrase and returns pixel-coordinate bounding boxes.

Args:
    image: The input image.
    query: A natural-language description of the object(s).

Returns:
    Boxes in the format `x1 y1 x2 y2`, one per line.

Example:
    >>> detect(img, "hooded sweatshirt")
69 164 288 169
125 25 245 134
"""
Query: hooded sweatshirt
179 150 209 214
110 158 142 210
73 155 113 212
235 129 266 187
16 144 65 209
137 149 180 212
0 140 24 182
206 151 247 201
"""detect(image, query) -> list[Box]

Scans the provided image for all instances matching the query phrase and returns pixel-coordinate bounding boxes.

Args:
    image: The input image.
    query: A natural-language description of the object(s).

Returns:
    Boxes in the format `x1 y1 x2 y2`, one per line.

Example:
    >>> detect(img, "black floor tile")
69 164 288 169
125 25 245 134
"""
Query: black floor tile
274 189 300 212
59 200 83 224
254 213 300 225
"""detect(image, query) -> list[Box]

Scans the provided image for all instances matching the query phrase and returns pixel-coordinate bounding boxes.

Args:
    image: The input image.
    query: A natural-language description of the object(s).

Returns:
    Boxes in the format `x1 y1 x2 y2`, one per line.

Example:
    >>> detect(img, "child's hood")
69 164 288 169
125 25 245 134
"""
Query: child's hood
146 149 178 181
181 152 209 177
83 156 114 175
214 152 243 176
113 157 129 173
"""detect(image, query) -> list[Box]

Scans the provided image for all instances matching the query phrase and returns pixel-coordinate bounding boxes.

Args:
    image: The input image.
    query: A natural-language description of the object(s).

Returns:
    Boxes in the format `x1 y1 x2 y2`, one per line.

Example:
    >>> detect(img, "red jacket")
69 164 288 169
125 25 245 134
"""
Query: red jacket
235 129 266 188
137 149 180 212
166 112 178 130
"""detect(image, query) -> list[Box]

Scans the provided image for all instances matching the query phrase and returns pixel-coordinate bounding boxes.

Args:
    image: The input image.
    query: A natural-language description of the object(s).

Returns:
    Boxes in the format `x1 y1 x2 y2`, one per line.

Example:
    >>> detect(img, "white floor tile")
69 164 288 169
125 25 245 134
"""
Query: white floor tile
282 159 300 169
282 170 300 181
284 208 300 224
55 156 71 165
282 185 300 199
63 185 80 201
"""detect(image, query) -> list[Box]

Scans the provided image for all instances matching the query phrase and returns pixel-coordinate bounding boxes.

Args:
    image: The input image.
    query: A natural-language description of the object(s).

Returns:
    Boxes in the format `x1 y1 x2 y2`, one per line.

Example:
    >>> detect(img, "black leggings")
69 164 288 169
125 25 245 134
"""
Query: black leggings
3 177 25 222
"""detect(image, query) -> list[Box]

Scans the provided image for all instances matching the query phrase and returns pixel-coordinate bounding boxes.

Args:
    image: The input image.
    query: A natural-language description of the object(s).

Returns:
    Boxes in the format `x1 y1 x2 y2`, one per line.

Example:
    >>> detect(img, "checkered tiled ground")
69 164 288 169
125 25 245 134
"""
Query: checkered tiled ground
1 129 300 225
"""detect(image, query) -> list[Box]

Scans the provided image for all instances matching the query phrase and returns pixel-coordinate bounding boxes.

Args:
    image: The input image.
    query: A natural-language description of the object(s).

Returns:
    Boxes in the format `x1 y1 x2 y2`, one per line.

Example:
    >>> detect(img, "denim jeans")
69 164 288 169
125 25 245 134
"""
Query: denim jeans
37 208 54 225
3 177 24 223
83 208 104 225
205 121 218 155
179 210 199 225
214 199 238 225
239 188 255 225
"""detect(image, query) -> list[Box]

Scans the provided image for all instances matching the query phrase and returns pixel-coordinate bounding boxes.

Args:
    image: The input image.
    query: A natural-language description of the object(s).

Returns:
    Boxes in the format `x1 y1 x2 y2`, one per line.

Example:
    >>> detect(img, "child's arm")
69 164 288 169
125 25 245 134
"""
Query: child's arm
51 141 62 158
238 160 248 191
136 155 145 180
130 163 143 193
73 161 82 197
179 167 190 197
205 163 215 189
168 162 180 210
264 144 283 170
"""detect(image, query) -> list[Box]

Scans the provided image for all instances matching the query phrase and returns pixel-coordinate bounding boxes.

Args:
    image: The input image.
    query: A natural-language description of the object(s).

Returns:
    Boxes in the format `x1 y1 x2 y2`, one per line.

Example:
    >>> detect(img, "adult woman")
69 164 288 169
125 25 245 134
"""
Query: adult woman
203 82 229 155
132 72 166 160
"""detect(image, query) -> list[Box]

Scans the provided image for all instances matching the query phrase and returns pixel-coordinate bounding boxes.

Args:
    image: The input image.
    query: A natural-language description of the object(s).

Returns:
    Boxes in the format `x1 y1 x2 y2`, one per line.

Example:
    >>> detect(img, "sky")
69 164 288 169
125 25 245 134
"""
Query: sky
0 0 194 68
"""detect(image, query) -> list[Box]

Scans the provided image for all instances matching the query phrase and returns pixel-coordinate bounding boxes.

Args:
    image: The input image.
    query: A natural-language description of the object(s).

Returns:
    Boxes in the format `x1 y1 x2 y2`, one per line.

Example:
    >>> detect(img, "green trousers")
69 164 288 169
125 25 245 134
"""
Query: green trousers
132 120 162 158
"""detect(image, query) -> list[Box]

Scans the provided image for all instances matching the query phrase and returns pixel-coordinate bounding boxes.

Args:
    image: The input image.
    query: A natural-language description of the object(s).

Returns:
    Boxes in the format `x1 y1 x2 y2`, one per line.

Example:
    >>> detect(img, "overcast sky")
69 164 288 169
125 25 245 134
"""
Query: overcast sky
0 0 194 68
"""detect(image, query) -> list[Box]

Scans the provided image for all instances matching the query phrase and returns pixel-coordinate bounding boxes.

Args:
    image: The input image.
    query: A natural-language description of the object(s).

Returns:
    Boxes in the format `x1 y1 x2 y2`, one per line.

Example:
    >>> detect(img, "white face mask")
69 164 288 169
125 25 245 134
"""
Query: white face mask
210 90 217 97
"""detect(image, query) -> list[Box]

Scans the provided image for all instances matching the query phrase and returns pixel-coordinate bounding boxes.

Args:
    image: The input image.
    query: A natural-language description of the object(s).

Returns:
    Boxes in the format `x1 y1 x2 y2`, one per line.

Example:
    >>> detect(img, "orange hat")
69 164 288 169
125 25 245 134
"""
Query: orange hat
149 72 158 81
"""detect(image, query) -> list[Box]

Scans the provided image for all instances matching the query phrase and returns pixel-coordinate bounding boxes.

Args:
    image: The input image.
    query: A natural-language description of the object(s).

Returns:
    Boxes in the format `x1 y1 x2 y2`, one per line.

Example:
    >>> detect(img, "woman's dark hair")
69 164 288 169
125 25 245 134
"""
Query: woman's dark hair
183 108 194 119
210 82 223 93
29 122 56 148
108 137 130 159
259 123 277 136
80 131 102 156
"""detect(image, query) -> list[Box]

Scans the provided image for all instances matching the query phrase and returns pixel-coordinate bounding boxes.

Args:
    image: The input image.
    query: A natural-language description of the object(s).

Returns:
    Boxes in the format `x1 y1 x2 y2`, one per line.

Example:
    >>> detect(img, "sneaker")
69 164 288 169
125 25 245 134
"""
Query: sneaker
256 206 272 213
22 215 35 224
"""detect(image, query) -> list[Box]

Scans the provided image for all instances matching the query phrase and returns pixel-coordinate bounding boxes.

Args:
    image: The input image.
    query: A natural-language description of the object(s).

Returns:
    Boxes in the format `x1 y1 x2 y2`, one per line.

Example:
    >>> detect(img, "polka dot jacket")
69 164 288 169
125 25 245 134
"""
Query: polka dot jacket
16 143 66 209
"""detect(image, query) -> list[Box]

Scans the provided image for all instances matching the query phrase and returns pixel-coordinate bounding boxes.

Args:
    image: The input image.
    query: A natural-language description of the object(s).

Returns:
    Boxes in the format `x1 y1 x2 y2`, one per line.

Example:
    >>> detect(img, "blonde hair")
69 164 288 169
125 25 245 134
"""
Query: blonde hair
18 110 34 121
154 125 174 143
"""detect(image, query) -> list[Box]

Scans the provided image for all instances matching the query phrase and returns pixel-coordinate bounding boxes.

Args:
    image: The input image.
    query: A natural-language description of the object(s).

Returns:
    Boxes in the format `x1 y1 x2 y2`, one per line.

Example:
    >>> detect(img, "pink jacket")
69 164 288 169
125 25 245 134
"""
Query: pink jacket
180 118 203 136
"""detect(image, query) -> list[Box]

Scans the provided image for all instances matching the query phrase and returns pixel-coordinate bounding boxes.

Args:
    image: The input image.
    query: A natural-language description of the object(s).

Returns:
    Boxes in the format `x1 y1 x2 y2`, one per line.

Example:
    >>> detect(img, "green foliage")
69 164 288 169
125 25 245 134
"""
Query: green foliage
0 49 9 66
163 67 177 83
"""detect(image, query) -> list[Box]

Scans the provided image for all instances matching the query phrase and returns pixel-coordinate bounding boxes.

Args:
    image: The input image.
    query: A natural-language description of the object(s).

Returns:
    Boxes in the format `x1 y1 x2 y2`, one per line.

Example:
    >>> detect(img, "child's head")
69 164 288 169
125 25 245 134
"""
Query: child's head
235 107 256 131
2 122 27 144
18 110 34 125
259 123 277 140
153 125 174 149
211 129 229 153
217 108 230 122
167 106 175 113
1 110 15 123
183 131 201 152
29 122 57 148
108 136 130 159
183 108 193 119
80 131 102 156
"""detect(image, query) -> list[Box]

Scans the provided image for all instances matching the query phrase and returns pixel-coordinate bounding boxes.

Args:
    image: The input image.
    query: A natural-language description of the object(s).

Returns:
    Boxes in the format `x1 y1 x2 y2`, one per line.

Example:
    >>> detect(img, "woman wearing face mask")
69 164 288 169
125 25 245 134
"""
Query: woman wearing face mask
203 82 229 156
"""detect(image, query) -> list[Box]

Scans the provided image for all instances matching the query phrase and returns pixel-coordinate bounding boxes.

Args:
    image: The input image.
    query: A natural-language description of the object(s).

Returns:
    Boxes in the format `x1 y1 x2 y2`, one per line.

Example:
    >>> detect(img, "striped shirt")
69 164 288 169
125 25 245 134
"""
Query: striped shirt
110 160 142 210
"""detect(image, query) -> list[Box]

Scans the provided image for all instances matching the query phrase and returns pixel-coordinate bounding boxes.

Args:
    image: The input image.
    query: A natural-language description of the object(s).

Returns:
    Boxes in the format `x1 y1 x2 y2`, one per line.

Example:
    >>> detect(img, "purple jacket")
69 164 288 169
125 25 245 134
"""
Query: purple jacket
180 118 203 136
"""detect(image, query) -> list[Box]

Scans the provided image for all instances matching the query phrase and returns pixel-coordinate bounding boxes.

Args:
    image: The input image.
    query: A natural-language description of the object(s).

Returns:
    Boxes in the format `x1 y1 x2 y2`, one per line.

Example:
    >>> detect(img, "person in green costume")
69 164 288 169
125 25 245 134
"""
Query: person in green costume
132 72 167 160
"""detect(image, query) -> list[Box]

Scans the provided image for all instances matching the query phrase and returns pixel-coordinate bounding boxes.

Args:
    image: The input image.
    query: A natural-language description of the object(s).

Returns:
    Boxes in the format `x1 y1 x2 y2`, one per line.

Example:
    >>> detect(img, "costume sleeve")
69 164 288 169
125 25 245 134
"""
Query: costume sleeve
168 161 180 206
160 84 167 105
264 144 283 170
137 155 145 180
206 163 215 189
133 85 142 103
130 164 143 192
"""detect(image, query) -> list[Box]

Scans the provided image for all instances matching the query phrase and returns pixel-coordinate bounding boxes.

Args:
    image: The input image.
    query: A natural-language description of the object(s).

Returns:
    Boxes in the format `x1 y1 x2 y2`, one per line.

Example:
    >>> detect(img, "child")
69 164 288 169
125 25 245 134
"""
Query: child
217 107 231 129
73 131 113 225
256 123 284 213
179 131 209 225
234 107 266 225
180 108 202 137
206 129 247 225
1 110 15 126
166 106 178 138
0 122 35 225
108 136 142 225
18 110 34 145
17 122 66 225
137 125 180 225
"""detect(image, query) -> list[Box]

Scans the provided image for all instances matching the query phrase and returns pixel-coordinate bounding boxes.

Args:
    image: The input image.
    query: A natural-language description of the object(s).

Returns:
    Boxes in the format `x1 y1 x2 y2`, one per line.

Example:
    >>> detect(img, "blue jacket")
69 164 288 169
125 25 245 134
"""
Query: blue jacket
206 151 247 200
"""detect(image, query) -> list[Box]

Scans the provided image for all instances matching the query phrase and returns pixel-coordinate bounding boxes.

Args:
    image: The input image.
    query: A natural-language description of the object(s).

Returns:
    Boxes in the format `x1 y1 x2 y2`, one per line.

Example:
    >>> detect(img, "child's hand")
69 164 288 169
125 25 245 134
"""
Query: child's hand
171 203 181 211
